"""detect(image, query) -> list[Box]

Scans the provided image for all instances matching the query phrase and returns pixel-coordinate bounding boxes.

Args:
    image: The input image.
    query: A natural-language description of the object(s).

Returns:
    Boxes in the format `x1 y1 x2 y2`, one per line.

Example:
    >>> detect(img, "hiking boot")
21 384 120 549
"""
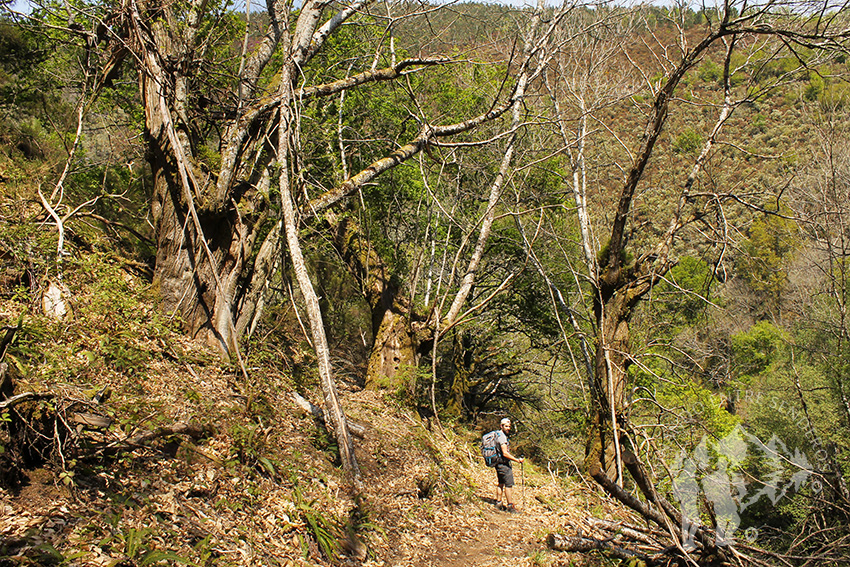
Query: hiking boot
506 504 518 513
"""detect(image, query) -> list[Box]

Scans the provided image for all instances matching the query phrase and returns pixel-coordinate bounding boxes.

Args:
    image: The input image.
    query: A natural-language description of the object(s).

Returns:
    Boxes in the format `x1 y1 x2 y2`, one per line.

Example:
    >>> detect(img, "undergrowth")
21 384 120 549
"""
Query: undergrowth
0 193 524 567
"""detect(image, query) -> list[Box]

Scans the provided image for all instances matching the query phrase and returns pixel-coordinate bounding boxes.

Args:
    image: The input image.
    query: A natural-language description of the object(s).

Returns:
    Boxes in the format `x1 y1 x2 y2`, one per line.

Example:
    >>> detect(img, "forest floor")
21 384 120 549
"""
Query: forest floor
0 327 616 567
378 450 604 567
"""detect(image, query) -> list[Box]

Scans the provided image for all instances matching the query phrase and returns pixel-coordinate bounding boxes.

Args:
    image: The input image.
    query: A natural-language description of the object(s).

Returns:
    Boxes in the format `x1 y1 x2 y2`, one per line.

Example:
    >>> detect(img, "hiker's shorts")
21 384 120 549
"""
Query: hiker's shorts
495 462 514 487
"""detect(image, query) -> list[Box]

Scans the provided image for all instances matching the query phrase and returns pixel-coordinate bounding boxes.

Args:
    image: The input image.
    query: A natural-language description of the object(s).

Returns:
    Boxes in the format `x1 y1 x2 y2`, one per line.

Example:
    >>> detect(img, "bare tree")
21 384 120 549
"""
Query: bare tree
788 103 850 501
534 0 850 563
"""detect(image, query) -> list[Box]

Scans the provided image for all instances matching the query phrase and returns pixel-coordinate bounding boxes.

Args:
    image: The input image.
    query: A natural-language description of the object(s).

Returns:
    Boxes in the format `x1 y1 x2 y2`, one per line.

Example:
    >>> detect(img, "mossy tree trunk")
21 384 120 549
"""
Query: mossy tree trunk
367 308 418 389
329 212 418 389
585 277 650 482
446 331 474 419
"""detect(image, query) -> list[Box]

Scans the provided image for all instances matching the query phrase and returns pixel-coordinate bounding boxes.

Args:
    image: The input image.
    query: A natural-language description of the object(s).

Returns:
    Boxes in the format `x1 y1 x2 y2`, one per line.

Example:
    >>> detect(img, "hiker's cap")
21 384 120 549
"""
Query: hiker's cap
500 418 511 426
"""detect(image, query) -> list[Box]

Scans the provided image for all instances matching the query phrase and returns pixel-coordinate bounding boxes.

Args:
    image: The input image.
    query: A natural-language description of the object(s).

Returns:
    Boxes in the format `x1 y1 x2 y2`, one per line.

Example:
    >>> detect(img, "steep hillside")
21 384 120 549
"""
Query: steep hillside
0 332 608 567
0 236 616 566
5 2 849 564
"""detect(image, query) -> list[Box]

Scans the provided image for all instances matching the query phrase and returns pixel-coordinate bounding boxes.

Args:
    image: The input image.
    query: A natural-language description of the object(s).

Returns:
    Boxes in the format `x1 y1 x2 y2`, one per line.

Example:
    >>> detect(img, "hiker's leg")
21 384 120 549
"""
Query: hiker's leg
496 464 510 507
500 464 516 509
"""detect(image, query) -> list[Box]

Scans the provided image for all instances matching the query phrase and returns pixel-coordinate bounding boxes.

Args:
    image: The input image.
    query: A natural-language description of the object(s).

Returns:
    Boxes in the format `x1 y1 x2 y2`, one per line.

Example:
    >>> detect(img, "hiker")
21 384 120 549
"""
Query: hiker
494 417 523 512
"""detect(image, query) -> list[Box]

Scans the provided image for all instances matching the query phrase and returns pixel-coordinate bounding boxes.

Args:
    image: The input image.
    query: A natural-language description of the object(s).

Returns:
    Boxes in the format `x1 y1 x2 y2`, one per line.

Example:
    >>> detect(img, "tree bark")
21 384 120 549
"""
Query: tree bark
367 308 417 389
327 212 418 389
275 0 366 477
586 292 630 481
547 533 651 563
132 0 269 354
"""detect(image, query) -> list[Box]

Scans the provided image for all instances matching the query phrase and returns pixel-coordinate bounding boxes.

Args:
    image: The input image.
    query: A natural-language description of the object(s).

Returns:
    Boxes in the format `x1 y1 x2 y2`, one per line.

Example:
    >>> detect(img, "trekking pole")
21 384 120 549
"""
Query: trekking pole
521 460 525 509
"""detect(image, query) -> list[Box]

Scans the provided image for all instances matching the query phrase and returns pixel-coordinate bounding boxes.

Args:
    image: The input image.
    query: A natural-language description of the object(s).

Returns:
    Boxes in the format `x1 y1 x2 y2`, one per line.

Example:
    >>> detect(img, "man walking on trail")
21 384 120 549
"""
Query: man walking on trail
495 417 524 512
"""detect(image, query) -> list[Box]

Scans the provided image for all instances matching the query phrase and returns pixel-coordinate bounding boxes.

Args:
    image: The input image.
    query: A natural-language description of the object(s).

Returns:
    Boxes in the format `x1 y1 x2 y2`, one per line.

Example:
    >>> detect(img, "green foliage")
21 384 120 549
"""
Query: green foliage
373 362 421 403
722 318 843 530
63 164 152 255
5 247 177 391
0 9 148 271
23 543 86 566
0 210 56 282
294 484 342 561
96 523 194 566
804 73 825 101
308 417 341 465
672 128 704 155
229 421 265 465
426 323 541 423
196 143 222 172
732 345 846 543
228 415 288 479
738 210 798 316
655 256 714 324
0 19 52 113
749 113 767 134
0 13 96 172
656 377 739 441
528 549 554 566
731 321 787 381
341 494 384 560
489 221 563 340
421 62 504 120
697 59 723 84
300 20 417 199
819 81 850 109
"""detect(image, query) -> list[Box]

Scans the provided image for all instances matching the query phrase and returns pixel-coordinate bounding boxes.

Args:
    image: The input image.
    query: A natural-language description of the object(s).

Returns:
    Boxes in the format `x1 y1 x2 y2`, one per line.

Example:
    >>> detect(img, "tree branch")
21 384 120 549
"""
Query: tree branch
0 392 55 410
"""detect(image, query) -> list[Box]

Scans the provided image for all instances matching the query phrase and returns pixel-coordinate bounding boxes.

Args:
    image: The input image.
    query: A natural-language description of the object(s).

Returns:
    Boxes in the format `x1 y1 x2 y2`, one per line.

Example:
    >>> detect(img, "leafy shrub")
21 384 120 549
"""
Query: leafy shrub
6 247 175 388
738 212 798 315
749 113 767 134
698 59 722 83
673 128 704 155
731 321 787 381
804 73 825 101
294 484 342 560
654 256 714 325
229 421 281 478
819 82 850 109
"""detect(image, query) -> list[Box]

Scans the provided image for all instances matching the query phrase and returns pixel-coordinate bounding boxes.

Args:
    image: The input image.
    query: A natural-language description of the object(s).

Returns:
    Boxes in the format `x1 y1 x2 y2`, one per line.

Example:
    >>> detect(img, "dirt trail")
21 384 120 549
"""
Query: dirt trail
384 460 575 567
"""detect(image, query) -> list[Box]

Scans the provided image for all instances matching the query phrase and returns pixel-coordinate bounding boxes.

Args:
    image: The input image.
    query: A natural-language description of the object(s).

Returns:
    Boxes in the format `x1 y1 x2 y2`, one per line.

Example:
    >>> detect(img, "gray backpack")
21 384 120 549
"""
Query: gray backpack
481 430 502 467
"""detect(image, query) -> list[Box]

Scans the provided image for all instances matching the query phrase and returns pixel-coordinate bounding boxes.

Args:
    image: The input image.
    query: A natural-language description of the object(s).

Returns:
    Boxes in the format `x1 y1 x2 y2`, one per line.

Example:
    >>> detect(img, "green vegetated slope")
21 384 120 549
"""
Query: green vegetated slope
2 1 850 565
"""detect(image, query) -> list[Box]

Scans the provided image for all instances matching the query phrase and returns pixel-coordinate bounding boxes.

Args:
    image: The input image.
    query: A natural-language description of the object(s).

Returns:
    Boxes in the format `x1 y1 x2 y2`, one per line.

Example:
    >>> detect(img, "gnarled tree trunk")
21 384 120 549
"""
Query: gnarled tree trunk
133 0 270 355
328 212 418 389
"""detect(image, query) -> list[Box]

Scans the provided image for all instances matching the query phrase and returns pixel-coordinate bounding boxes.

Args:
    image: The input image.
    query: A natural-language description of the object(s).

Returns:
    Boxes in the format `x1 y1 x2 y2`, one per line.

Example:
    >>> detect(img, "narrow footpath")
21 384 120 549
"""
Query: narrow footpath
382 458 594 567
